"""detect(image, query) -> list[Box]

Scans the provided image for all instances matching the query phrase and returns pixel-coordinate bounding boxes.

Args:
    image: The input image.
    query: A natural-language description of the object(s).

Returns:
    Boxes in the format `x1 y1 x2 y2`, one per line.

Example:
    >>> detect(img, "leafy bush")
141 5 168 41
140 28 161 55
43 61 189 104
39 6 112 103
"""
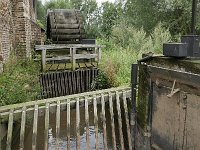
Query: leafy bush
0 57 40 106
98 23 172 87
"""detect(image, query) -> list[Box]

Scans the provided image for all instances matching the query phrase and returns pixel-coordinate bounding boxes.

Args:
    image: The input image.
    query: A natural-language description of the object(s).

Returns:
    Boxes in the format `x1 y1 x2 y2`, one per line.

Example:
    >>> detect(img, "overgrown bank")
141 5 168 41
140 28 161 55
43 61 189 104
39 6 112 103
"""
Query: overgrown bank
0 57 40 106
98 23 172 87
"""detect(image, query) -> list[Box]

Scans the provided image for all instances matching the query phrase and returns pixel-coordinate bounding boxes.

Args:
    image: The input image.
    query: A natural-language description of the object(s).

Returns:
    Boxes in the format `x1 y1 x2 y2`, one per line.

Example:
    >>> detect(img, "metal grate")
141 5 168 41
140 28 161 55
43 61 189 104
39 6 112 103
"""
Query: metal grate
0 87 133 150
39 69 99 99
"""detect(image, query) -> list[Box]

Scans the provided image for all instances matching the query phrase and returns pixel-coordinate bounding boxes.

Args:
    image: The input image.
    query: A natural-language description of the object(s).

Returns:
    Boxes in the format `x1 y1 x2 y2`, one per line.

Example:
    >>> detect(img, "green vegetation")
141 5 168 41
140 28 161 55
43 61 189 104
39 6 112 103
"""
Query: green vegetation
0 0 198 106
98 23 172 87
0 57 40 106
35 0 200 87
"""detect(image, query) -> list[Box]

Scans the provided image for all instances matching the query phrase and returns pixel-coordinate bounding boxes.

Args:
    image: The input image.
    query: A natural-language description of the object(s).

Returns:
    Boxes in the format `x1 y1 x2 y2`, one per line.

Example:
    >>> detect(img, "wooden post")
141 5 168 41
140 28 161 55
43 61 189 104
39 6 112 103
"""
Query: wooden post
44 103 49 150
20 107 26 150
97 47 101 63
101 94 108 150
42 49 47 71
6 109 14 150
32 105 38 150
122 91 133 150
71 47 76 70
85 97 90 150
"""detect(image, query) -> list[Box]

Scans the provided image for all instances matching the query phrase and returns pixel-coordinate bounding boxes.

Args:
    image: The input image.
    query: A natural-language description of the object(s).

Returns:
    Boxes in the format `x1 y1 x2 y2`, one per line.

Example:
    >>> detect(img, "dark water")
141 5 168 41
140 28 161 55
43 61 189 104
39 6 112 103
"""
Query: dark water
7 101 129 150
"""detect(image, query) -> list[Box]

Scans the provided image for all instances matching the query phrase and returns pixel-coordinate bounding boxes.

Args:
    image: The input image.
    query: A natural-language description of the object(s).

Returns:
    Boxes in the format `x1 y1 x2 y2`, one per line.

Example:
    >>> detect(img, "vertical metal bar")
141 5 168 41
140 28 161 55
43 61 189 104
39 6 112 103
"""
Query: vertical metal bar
44 103 49 150
131 64 138 148
76 98 80 150
80 70 83 93
101 94 108 150
56 100 60 149
32 105 38 150
64 72 69 95
108 92 117 150
49 73 54 98
46 73 51 98
88 69 91 91
67 99 71 150
77 71 81 93
85 97 90 150
19 106 26 150
93 95 99 150
85 70 88 91
6 109 14 150
122 91 133 150
116 91 125 150
72 71 75 94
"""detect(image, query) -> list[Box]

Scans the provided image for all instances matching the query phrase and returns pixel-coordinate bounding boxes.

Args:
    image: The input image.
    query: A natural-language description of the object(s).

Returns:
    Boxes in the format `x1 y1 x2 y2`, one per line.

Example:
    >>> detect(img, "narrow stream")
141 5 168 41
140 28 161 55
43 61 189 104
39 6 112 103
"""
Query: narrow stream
9 101 129 149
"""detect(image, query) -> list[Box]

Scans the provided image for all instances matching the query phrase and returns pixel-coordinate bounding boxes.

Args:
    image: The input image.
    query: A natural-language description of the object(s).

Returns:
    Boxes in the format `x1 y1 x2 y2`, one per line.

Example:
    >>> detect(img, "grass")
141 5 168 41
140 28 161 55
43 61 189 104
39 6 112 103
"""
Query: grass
0 56 40 106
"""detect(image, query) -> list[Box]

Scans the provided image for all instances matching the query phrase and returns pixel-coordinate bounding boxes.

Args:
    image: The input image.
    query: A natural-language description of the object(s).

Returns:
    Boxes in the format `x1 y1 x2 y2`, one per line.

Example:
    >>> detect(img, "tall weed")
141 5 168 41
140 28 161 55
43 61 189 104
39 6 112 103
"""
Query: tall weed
99 23 172 87
0 56 40 106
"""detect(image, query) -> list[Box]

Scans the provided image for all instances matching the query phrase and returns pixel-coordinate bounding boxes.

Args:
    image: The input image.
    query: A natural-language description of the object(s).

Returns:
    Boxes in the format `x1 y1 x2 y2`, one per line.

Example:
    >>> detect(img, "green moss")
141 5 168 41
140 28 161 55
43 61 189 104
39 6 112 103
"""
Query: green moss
137 64 150 129
147 57 200 74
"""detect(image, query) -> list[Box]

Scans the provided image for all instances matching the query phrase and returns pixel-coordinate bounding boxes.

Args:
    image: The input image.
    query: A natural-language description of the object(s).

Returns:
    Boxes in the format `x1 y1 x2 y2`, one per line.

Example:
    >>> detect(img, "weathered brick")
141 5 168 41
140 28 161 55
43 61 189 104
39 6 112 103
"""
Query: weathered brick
0 0 44 63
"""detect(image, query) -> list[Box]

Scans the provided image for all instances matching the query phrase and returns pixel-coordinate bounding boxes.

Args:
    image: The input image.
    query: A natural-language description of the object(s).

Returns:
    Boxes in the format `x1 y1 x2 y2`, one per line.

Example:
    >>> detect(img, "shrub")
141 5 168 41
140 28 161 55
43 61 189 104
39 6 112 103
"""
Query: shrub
98 23 172 87
0 56 40 106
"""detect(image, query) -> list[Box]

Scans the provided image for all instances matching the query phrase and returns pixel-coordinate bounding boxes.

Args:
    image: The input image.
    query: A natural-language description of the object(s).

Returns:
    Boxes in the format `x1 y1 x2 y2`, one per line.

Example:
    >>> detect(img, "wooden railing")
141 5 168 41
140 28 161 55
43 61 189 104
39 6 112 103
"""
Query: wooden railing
35 44 104 71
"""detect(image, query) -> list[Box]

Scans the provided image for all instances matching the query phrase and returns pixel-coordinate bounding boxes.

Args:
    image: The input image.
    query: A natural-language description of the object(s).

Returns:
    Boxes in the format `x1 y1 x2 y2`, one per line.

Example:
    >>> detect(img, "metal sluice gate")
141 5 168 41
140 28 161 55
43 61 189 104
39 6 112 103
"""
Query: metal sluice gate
0 87 133 150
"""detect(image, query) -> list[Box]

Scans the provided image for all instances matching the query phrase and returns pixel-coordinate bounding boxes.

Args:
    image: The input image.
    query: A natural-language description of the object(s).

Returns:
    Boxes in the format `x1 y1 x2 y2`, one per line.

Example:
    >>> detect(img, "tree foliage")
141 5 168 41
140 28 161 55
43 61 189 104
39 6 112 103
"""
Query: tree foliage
36 0 200 38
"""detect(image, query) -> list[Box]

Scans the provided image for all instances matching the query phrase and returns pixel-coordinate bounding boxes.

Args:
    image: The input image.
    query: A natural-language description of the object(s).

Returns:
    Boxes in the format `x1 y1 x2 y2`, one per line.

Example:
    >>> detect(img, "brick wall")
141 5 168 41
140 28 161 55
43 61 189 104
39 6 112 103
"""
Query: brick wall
0 0 44 62
0 0 13 62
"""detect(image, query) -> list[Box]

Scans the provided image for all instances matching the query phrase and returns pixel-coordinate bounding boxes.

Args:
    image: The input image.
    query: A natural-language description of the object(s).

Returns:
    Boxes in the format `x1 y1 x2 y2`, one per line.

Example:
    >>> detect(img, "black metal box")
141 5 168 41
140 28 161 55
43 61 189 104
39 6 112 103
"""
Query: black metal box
81 39 96 45
163 43 188 57
181 35 200 57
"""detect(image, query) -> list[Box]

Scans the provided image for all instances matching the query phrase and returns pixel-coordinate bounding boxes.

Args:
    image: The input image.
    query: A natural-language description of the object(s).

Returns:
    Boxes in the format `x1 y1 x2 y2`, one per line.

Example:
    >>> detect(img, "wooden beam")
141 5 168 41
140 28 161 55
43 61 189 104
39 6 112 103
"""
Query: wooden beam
42 49 47 71
35 44 105 51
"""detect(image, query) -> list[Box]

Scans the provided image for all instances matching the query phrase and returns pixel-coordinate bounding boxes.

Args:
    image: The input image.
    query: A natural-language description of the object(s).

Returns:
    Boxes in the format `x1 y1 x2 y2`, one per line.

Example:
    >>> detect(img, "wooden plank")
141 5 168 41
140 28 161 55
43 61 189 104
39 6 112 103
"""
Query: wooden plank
42 49 47 71
56 101 60 149
116 91 125 150
46 56 71 61
32 105 38 150
19 106 26 150
35 44 105 51
44 103 49 150
75 54 97 59
122 91 133 150
85 97 90 150
6 109 14 150
93 95 99 150
76 98 80 150
101 94 108 150
108 92 117 150
67 99 71 150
